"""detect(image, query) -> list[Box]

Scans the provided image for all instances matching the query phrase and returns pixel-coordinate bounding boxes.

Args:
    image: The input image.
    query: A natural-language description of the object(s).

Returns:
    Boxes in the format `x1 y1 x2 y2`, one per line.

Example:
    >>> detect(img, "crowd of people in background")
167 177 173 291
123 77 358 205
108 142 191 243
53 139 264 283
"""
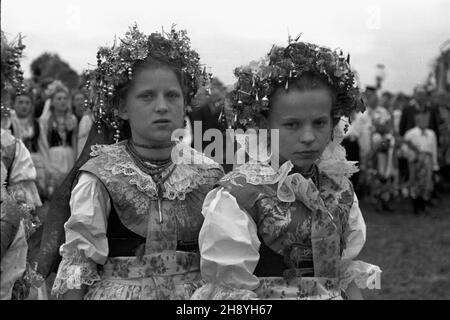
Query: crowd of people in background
2 75 450 216
342 86 450 215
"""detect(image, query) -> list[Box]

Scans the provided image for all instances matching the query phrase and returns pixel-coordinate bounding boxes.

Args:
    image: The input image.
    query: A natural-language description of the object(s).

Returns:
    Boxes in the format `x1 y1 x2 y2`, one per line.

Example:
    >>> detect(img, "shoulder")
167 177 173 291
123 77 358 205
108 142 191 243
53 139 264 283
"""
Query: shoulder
81 142 125 170
173 144 224 185
217 161 280 208
1 129 17 147
174 144 223 170
404 127 418 137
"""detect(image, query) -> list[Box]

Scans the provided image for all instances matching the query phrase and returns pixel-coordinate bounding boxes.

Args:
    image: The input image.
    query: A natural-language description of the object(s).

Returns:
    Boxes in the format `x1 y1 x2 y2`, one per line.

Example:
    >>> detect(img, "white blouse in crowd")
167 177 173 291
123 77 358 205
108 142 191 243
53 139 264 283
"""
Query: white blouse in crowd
404 126 439 171
1 128 42 209
60 172 111 266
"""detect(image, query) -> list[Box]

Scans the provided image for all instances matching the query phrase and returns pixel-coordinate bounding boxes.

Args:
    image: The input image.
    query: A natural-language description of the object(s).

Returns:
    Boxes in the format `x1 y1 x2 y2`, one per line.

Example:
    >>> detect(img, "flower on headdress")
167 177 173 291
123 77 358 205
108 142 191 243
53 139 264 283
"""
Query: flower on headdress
231 37 365 129
82 24 210 139
1 31 26 102
44 80 69 98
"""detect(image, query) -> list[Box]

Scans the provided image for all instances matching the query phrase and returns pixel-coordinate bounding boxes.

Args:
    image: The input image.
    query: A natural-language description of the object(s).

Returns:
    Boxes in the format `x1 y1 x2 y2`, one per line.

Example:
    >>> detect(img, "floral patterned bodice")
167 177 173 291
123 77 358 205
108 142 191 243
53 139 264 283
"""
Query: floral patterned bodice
217 161 354 279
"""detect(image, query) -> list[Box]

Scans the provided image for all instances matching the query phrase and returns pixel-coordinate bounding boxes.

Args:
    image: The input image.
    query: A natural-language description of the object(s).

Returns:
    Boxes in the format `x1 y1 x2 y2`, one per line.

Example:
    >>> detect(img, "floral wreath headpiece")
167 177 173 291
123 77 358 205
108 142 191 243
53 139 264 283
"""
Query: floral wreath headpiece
45 80 69 99
82 24 212 142
1 31 26 118
231 35 365 129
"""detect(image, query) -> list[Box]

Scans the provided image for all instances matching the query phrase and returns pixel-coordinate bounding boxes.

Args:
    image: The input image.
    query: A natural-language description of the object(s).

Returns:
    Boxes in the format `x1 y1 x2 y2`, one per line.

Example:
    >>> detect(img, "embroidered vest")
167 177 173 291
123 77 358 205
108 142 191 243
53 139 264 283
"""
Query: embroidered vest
217 169 354 279
80 153 208 256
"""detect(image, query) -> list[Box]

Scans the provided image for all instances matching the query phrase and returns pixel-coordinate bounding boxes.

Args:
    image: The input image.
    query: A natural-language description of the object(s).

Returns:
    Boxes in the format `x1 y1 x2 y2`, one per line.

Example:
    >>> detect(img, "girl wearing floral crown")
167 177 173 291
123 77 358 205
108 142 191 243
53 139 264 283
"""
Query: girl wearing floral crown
1 30 42 300
192 39 381 300
44 25 223 300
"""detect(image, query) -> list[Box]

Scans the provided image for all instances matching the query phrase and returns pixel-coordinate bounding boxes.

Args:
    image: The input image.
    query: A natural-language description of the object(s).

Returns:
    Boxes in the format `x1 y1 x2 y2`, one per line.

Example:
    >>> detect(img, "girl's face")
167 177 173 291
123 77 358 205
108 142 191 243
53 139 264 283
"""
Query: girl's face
14 95 33 118
52 91 69 113
415 112 430 130
73 93 85 118
269 88 333 173
122 67 184 144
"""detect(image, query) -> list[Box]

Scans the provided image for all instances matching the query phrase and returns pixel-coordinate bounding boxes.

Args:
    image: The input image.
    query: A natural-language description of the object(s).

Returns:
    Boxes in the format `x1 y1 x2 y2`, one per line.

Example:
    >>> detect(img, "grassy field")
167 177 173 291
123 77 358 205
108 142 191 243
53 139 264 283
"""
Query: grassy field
358 192 450 300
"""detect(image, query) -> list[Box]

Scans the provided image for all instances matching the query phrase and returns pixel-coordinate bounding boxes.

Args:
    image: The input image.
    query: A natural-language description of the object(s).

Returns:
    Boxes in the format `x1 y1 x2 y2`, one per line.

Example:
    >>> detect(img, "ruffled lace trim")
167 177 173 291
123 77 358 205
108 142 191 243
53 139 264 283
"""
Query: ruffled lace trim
338 260 382 290
51 250 101 296
191 283 258 300
89 142 223 201
26 262 46 289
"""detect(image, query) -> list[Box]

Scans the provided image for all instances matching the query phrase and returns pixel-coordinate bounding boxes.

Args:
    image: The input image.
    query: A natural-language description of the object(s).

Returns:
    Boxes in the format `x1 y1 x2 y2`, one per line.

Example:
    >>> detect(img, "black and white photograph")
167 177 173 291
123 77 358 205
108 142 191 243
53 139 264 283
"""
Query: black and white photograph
1 0 449 303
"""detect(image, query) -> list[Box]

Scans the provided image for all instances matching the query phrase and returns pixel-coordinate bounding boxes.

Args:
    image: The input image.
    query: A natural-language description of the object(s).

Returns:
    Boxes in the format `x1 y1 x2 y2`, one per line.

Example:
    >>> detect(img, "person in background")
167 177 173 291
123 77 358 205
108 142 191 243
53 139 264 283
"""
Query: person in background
10 90 48 199
188 78 231 172
72 91 94 159
351 87 377 171
399 87 440 139
71 91 85 123
401 107 439 215
38 80 78 196
342 111 361 193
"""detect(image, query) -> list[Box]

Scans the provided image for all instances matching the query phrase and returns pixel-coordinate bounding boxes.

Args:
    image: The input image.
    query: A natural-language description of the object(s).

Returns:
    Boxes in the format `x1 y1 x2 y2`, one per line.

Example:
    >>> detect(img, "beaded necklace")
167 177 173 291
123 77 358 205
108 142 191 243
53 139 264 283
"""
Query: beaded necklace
125 140 176 223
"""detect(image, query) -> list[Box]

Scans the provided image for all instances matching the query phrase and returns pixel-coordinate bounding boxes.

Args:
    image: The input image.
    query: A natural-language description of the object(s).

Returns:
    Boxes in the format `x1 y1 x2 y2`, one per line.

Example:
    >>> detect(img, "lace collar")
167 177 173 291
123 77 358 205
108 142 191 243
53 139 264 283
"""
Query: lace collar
90 141 224 200
223 119 358 203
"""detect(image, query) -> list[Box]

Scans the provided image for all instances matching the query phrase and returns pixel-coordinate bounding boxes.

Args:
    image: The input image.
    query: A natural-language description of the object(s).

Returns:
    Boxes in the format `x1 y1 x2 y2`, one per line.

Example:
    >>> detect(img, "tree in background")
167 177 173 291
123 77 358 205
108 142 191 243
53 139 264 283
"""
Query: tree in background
30 53 79 91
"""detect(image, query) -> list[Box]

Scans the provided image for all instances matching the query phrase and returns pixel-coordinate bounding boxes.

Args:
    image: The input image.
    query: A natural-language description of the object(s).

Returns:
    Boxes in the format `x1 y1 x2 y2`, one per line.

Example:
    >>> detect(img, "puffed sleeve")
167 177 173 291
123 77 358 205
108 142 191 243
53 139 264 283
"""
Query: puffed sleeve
339 194 381 291
8 139 42 209
191 187 261 300
51 172 111 296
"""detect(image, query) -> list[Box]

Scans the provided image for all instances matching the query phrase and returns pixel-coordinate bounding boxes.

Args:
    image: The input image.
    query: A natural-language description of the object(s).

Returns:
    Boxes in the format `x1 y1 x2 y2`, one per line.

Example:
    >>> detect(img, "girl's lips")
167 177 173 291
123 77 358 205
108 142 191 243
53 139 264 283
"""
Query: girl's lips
294 151 318 158
153 119 171 124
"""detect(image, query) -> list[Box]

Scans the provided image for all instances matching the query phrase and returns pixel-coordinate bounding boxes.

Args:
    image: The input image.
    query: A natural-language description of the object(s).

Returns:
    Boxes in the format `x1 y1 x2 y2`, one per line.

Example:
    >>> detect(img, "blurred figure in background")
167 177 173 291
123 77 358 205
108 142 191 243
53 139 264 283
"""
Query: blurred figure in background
342 111 361 193
401 107 439 214
71 91 85 123
38 80 78 197
188 78 231 172
10 89 48 200
72 91 94 159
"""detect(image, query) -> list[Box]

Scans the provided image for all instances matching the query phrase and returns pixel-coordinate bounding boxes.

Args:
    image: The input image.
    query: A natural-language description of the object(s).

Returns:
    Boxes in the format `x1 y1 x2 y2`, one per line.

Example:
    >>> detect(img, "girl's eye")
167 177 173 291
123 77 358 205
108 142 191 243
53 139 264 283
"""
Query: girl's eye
284 122 299 129
167 91 181 99
314 119 328 127
139 92 154 99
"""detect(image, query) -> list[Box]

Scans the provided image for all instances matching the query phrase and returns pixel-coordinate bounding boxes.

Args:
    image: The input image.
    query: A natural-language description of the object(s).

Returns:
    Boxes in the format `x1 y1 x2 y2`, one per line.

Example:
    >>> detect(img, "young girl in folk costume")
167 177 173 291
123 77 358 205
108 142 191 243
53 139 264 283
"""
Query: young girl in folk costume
400 108 439 214
1 31 42 300
192 39 381 300
9 90 48 199
40 25 224 300
38 80 78 196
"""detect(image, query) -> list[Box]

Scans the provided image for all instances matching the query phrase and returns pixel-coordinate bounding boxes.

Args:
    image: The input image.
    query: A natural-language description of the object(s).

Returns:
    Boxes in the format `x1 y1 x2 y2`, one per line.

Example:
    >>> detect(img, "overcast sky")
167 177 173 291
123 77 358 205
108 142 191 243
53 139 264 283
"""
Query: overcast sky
2 0 449 94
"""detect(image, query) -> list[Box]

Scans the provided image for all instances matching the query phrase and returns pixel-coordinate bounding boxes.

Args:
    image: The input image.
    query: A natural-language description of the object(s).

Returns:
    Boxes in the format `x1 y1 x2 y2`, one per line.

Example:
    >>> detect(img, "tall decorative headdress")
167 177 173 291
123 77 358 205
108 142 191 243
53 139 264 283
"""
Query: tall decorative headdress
83 24 212 142
1 31 26 119
231 35 365 129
